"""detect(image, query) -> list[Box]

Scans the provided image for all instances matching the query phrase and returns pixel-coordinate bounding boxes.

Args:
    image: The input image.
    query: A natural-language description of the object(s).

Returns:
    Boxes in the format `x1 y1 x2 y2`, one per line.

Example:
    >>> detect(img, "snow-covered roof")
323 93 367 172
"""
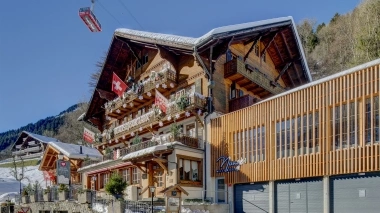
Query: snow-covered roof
115 29 197 49
249 58 380 107
22 131 59 143
48 141 102 160
121 142 181 161
115 16 295 48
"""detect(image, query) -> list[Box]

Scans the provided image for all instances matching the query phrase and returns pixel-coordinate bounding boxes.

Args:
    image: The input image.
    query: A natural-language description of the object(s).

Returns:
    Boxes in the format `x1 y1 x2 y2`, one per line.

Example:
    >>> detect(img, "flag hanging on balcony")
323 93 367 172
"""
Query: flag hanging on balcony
155 89 168 113
83 127 95 143
112 72 128 97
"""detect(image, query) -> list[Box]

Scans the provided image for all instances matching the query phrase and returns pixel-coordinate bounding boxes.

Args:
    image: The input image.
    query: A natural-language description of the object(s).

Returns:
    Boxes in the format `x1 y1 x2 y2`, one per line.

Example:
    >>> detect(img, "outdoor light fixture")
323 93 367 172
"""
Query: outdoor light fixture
149 186 156 213
57 152 64 160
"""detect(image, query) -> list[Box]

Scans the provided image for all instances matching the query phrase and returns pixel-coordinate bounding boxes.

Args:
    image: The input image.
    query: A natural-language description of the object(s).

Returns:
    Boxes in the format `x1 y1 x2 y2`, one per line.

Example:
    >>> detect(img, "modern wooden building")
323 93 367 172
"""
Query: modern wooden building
81 16 310 209
210 59 380 213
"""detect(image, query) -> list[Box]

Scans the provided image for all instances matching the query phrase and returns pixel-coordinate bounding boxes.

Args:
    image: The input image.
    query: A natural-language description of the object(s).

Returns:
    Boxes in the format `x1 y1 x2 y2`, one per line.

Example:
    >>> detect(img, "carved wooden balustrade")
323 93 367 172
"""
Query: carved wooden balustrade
105 68 177 116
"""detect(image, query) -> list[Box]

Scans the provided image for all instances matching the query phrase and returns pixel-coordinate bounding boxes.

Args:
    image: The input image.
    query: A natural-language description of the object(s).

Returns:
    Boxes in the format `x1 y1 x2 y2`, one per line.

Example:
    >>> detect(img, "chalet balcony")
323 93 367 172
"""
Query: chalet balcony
12 146 42 156
229 94 260 112
82 133 202 168
106 92 207 141
224 58 286 98
105 68 177 118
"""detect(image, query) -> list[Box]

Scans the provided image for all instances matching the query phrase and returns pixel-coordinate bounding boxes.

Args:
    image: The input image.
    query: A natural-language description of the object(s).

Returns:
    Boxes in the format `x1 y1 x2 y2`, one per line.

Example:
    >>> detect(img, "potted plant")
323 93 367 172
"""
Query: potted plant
58 184 69 201
169 123 182 141
132 134 141 145
21 184 31 204
77 187 92 204
176 94 189 111
43 186 51 202
105 172 127 200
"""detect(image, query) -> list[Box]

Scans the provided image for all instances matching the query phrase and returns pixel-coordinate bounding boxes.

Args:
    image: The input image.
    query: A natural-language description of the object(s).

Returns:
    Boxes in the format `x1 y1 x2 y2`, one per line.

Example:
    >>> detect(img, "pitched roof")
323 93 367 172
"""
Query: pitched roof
48 141 102 160
23 131 59 143
160 184 189 196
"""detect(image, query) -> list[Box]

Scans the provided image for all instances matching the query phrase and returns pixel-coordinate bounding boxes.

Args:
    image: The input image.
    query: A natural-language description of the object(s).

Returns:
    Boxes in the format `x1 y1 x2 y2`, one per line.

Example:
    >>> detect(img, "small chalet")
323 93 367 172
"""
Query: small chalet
11 131 59 160
80 16 311 205
39 142 102 185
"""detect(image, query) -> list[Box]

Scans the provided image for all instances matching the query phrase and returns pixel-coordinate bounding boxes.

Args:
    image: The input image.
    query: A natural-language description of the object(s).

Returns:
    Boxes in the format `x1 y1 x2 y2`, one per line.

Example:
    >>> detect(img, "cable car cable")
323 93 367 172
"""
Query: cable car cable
117 0 145 30
97 0 123 26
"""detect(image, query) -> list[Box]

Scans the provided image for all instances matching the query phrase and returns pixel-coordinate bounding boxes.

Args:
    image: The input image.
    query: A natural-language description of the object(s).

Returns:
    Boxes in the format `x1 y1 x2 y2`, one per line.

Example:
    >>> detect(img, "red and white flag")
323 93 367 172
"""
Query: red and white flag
155 89 169 113
83 127 95 143
112 72 128 97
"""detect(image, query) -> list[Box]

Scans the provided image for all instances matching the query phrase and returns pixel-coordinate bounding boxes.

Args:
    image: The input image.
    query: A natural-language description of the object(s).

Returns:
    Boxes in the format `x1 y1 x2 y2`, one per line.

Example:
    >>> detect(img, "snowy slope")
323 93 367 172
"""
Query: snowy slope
0 165 49 200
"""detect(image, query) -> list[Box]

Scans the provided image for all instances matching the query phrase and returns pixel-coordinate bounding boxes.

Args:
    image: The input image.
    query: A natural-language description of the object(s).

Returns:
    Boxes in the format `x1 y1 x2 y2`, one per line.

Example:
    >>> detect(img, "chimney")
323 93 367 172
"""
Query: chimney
80 146 83 154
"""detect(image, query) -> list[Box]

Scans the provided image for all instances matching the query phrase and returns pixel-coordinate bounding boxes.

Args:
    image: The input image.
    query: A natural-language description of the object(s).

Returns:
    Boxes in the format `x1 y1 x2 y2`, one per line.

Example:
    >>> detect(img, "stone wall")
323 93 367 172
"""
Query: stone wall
16 201 94 213
182 204 229 213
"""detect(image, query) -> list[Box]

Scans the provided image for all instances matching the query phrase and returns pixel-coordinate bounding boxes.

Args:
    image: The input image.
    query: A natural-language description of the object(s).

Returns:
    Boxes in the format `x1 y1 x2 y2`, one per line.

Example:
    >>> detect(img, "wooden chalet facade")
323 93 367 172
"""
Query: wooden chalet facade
81 16 311 207
39 142 102 185
11 131 59 160
210 59 380 212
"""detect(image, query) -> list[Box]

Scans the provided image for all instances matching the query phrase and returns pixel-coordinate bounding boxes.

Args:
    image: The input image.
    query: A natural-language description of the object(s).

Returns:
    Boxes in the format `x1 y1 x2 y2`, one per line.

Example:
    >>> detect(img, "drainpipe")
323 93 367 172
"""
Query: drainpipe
194 45 215 201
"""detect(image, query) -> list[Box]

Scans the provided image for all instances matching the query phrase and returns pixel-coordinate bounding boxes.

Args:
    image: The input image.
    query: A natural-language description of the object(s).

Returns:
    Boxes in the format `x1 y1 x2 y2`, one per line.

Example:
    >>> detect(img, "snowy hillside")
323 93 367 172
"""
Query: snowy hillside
0 165 49 202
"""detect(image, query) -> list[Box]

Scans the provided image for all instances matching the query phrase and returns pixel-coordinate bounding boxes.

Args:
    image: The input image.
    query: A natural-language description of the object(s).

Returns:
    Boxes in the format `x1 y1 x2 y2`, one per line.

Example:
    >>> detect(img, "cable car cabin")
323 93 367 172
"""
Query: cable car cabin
79 7 102 32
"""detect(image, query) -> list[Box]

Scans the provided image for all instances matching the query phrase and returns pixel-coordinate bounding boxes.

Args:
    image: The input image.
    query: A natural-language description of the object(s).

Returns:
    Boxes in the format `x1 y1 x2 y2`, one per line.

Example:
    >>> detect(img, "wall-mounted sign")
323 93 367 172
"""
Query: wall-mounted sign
56 160 71 185
216 156 246 173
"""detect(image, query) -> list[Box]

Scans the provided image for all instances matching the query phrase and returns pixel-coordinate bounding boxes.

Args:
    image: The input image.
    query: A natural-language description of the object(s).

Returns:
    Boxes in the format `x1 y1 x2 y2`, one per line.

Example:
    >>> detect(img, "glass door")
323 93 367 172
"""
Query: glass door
216 177 227 203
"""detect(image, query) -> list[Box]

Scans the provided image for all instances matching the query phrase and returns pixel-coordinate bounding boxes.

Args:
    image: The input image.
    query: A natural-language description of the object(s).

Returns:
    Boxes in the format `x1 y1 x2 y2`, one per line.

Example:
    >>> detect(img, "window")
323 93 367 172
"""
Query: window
226 49 232 62
186 123 196 138
254 44 259 56
178 156 202 186
155 170 164 187
261 51 266 62
276 112 319 158
123 168 130 184
103 173 109 188
132 167 140 185
331 102 359 150
135 54 148 70
365 96 379 144
230 82 236 99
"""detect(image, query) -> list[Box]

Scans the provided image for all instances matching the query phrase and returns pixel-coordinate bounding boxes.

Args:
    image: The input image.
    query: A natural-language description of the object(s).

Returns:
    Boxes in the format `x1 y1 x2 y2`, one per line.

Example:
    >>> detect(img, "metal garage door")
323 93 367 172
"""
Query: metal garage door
276 178 323 213
234 183 269 213
330 173 380 213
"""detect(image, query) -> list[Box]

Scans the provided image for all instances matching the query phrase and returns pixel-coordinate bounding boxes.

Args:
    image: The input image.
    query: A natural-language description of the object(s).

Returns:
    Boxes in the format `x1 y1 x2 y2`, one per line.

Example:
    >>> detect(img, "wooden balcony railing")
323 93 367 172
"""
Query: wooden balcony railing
224 58 285 95
107 92 207 140
229 95 259 112
105 68 177 116
82 134 202 168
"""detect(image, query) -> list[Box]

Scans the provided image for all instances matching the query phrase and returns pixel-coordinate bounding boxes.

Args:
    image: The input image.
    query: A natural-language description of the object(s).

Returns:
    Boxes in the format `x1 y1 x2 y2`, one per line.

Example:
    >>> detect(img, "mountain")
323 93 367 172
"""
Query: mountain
0 104 80 152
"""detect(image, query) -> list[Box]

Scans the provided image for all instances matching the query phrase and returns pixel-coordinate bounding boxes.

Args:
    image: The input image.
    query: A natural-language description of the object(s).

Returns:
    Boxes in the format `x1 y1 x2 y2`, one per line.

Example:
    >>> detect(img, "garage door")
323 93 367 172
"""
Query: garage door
276 178 323 213
234 183 269 213
330 173 380 213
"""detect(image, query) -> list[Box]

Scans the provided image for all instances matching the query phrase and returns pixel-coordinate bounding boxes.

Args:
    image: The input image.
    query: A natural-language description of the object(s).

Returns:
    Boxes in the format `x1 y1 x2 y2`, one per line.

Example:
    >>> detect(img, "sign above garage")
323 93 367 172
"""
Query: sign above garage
216 156 246 173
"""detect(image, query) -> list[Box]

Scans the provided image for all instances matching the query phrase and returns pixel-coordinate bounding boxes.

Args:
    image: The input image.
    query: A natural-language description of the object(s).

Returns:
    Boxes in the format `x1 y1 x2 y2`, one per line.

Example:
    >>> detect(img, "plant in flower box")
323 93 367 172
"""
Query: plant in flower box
77 187 92 204
58 184 69 201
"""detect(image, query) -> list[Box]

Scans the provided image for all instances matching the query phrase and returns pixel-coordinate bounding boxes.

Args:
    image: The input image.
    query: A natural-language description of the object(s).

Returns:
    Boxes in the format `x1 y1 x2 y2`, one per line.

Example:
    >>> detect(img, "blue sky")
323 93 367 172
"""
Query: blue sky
0 0 360 132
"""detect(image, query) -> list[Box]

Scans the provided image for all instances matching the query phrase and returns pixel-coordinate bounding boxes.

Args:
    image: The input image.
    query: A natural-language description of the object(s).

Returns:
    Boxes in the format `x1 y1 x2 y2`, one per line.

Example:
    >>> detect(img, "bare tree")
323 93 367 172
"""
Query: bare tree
88 52 107 90
9 155 30 203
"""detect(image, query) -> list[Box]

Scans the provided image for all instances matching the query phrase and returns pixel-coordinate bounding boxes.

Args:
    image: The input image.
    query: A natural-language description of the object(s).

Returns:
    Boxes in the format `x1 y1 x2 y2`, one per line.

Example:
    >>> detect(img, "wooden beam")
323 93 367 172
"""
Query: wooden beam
195 114 204 128
134 163 147 173
244 36 261 62
115 37 142 66
153 159 168 172
260 33 278 58
274 62 292 82
273 39 284 63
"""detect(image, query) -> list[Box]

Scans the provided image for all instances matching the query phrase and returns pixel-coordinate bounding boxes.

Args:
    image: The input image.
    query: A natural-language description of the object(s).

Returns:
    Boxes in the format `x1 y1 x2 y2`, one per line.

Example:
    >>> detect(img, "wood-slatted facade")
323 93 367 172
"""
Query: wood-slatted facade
211 60 380 184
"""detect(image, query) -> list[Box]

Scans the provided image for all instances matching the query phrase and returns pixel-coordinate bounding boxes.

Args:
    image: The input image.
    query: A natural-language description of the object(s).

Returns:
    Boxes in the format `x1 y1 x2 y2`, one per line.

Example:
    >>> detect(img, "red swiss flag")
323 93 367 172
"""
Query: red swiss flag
112 72 128 97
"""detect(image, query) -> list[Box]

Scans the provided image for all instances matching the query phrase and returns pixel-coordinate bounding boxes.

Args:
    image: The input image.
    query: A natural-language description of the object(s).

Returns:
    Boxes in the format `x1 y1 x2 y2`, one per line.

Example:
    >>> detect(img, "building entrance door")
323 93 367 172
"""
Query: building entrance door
216 178 227 203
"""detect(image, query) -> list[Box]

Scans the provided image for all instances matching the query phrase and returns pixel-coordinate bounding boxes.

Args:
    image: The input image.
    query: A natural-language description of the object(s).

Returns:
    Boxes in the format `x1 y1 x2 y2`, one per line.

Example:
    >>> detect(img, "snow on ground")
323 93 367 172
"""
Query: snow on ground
0 165 50 200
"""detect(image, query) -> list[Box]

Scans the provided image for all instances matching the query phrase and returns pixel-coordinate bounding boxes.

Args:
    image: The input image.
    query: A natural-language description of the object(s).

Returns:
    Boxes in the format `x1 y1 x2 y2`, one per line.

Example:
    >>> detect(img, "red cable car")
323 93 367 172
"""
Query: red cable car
79 0 102 32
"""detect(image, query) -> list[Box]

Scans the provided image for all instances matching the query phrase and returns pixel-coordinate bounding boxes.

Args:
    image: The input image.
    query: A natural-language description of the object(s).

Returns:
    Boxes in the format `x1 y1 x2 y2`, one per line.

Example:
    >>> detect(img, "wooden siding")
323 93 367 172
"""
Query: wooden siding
211 63 380 184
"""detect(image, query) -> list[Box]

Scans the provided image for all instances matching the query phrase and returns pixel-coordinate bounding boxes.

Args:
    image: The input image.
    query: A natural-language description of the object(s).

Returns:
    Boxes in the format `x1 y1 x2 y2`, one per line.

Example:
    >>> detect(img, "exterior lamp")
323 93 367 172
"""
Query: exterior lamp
149 186 156 213
57 153 64 160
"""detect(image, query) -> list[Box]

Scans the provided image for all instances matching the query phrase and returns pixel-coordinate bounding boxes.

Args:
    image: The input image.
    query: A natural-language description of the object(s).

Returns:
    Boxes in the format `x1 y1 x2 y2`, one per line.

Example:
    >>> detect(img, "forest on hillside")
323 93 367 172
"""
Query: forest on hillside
0 104 79 153
0 0 379 155
297 0 380 79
